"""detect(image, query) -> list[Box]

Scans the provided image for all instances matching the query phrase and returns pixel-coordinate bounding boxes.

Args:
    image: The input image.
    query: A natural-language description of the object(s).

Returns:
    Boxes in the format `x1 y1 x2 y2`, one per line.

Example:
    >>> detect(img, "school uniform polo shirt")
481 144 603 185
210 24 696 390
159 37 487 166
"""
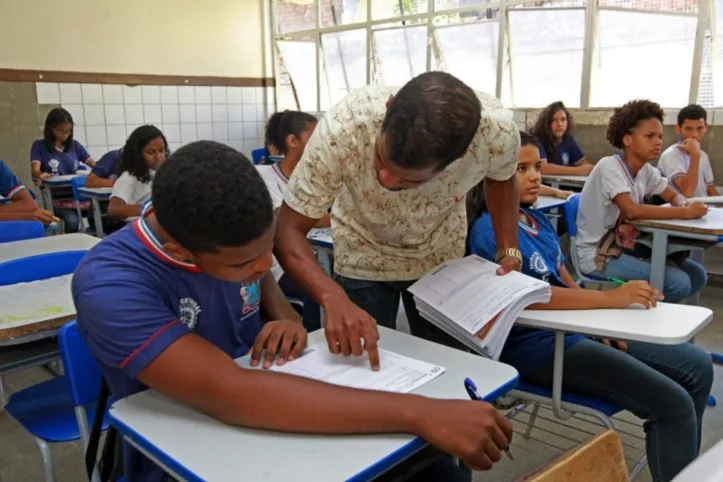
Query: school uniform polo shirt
30 139 92 175
657 144 714 198
576 155 668 274
469 208 584 376
538 135 585 166
257 162 289 280
0 161 26 200
284 84 519 282
91 149 122 179
72 203 263 482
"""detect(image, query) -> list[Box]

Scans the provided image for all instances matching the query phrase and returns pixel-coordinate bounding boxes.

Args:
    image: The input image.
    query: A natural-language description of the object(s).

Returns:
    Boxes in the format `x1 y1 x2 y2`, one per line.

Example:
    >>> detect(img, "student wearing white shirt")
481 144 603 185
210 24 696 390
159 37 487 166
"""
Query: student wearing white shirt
258 111 325 331
108 126 168 220
657 104 718 199
576 100 708 303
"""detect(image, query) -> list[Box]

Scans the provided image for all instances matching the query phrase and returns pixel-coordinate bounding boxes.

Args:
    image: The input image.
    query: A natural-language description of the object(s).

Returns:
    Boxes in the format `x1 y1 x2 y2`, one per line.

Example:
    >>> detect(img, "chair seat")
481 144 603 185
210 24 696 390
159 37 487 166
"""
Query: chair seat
516 381 623 417
5 375 109 443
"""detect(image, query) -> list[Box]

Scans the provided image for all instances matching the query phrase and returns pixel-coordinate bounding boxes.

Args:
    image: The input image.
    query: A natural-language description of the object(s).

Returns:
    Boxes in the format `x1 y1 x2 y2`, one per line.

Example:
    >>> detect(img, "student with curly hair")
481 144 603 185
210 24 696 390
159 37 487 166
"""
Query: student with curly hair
531 101 593 176
576 99 708 303
107 125 168 220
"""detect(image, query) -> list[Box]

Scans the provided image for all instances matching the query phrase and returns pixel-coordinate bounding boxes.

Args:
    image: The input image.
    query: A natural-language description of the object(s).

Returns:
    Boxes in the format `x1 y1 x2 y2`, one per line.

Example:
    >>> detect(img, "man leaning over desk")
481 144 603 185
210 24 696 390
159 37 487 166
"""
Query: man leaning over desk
275 72 522 369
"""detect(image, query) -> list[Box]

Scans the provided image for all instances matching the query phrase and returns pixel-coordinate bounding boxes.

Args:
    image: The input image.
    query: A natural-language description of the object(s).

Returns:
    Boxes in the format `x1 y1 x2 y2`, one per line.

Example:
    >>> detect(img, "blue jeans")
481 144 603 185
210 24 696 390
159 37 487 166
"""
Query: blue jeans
591 254 707 303
524 339 713 482
54 208 81 233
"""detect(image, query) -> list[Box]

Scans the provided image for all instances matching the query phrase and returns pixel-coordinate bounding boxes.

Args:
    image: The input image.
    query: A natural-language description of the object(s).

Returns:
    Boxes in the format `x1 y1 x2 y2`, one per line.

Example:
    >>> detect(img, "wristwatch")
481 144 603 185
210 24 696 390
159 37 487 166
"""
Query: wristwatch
495 247 522 264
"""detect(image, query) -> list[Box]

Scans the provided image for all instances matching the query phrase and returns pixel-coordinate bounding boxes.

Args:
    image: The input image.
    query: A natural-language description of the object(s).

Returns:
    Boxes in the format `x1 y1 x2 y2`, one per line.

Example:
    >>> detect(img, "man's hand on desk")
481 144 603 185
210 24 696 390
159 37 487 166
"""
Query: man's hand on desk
322 295 381 371
417 399 513 470
250 320 308 369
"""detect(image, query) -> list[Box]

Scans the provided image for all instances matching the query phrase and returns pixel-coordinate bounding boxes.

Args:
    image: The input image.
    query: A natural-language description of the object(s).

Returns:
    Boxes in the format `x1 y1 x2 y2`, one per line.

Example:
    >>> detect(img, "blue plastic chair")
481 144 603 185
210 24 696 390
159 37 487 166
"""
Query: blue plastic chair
4 321 109 482
0 250 87 286
70 176 91 234
0 220 46 243
251 147 266 165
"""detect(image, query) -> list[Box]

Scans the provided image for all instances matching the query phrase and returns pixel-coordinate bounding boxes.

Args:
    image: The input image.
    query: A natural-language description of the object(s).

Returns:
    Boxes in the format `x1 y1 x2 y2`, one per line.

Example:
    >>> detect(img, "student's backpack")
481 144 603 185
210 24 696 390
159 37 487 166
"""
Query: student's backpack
86 379 124 482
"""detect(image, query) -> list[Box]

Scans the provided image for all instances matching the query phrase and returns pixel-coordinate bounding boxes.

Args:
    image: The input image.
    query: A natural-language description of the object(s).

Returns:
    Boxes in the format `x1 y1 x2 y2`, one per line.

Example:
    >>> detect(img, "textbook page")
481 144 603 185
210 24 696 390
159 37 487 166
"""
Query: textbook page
269 343 445 393
307 228 332 245
0 275 74 329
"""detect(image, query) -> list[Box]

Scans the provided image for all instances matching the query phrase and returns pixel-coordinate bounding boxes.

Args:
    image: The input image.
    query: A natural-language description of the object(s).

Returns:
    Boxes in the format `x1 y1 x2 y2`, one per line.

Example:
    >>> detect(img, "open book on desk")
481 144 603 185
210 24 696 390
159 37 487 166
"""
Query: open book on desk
408 255 551 360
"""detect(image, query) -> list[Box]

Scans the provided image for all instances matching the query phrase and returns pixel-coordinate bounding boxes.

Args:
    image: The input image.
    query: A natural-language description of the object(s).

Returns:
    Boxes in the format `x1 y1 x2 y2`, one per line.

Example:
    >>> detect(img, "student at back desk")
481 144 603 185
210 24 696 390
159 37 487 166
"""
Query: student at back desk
0 160 57 224
576 100 708 303
72 141 512 482
467 132 714 482
30 108 96 233
86 148 122 188
258 110 325 331
657 104 719 199
531 101 594 177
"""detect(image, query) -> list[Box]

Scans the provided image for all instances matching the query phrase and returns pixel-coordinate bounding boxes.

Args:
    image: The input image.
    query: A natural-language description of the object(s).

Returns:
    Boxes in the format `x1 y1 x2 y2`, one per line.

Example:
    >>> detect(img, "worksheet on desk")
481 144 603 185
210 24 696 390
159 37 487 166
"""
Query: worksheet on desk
0 274 74 329
269 344 445 393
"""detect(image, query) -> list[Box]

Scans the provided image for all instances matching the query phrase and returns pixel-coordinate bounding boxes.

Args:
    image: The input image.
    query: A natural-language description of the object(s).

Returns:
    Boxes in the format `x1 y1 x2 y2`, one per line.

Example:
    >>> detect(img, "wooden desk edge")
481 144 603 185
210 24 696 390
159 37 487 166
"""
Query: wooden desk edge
632 219 723 236
0 314 74 342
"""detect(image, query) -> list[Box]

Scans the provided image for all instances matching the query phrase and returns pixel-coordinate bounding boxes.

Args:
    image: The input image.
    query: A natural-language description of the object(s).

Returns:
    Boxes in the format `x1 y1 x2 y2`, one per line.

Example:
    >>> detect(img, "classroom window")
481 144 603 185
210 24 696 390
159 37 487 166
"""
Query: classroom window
372 24 427 85
276 0 317 34
590 10 697 107
321 29 368 109
277 39 318 111
507 8 585 107
598 0 698 14
372 0 429 20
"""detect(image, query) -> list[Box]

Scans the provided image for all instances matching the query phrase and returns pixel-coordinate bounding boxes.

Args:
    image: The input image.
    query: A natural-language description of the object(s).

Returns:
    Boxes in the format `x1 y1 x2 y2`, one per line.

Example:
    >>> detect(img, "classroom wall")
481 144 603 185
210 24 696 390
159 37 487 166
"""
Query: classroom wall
0 0 265 78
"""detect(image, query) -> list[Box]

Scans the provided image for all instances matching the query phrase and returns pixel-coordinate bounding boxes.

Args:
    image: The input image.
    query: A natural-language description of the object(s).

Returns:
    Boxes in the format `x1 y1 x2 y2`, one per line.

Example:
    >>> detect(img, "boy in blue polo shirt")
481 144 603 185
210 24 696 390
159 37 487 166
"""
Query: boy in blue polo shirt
467 132 713 482
86 149 122 188
72 141 513 482
0 160 57 224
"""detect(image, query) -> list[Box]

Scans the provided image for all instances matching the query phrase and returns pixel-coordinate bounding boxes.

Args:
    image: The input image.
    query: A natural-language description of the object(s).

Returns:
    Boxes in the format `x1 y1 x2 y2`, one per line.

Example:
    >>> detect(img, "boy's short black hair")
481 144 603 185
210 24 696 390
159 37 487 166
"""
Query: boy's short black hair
519 131 539 148
606 100 664 150
152 141 274 253
678 104 707 126
381 71 481 171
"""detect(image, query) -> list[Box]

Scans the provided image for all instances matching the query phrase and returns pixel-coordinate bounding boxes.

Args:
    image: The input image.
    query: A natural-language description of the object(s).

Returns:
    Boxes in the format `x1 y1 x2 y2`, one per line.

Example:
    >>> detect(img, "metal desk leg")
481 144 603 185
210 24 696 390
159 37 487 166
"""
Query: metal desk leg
91 198 105 238
649 230 668 292
314 247 333 328
552 331 574 420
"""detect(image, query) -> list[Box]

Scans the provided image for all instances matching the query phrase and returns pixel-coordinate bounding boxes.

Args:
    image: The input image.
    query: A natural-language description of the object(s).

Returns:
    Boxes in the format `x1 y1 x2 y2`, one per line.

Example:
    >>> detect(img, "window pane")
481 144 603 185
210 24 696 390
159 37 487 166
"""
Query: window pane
321 0 366 27
277 40 318 111
711 0 723 106
435 0 492 13
372 0 428 20
436 20 499 94
321 29 368 109
508 9 585 107
598 0 698 14
372 26 427 85
591 11 696 107
697 29 714 107
275 0 315 34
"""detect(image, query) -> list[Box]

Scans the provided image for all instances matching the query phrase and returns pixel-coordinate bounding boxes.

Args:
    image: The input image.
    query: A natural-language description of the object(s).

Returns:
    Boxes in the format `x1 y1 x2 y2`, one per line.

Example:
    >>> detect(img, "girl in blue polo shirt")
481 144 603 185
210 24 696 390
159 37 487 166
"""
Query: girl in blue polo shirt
531 101 593 176
30 108 96 232
467 132 713 482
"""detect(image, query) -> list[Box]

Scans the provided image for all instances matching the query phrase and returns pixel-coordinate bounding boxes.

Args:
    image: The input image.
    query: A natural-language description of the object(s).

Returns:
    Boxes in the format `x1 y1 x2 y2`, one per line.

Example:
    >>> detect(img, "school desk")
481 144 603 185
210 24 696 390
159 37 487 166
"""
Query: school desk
541 174 588 190
0 233 99 265
77 187 112 237
39 172 89 211
516 303 713 419
308 227 333 276
672 439 723 482
109 326 519 482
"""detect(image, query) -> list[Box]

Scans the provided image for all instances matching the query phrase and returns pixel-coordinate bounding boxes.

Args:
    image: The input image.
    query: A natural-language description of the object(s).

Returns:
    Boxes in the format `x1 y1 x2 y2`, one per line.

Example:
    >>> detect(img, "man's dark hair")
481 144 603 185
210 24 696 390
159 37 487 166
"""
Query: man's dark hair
678 104 707 126
530 101 573 164
152 141 274 253
381 71 481 171
606 100 664 150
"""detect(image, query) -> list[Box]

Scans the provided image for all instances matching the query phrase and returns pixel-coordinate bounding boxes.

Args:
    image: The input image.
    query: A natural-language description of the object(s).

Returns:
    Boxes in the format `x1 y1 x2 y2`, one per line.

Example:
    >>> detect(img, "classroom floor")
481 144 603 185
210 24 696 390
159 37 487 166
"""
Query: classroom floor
1 287 723 482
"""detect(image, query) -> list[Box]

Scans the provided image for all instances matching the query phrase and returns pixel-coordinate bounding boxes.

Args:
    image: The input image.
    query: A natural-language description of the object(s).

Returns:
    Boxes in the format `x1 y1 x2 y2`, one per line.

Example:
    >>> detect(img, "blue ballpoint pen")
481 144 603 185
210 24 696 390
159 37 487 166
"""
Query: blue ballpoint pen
464 377 514 461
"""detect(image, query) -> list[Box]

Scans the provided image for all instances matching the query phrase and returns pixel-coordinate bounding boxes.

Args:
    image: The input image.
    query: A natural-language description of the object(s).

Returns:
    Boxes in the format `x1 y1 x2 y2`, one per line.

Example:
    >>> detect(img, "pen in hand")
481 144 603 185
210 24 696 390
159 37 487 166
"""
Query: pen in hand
464 377 514 461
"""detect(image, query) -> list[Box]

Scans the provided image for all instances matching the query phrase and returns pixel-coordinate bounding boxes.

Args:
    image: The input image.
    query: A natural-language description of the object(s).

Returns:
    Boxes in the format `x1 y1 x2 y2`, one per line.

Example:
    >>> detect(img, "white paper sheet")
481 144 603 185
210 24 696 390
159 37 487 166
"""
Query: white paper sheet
307 228 332 245
269 343 445 393
0 275 74 329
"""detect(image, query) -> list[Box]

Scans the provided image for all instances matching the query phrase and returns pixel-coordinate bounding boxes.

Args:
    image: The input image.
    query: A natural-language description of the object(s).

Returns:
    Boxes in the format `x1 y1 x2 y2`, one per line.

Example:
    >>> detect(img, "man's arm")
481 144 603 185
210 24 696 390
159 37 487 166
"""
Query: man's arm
484 176 520 273
260 271 301 324
0 189 36 214
671 141 701 198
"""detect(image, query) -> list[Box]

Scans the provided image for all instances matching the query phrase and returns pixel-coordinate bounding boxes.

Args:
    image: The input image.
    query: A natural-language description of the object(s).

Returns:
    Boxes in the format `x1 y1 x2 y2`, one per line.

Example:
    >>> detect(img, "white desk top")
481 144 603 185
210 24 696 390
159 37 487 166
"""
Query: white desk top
517 302 712 344
109 327 519 482
634 207 723 237
688 195 723 204
535 195 566 212
78 187 112 198
0 233 99 264
541 174 588 186
44 172 89 185
672 440 723 482
308 227 333 248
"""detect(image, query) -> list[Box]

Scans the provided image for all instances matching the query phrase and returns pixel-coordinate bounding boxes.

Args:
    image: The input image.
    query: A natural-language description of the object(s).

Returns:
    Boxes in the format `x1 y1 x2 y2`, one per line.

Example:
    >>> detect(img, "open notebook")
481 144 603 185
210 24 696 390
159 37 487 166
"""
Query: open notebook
408 255 551 360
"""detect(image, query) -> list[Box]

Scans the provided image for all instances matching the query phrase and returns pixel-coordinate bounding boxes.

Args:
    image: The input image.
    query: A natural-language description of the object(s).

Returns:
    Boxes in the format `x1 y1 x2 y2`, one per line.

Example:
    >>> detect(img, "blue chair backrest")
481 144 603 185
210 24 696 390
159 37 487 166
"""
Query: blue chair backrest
0 250 87 286
59 320 102 407
564 193 581 238
71 176 88 202
251 148 265 165
0 220 46 243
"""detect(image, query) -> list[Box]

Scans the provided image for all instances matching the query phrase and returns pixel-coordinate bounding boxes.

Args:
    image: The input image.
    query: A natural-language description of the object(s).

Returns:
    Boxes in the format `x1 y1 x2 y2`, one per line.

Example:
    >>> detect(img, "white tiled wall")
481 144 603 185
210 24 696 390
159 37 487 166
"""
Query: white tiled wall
35 82 275 160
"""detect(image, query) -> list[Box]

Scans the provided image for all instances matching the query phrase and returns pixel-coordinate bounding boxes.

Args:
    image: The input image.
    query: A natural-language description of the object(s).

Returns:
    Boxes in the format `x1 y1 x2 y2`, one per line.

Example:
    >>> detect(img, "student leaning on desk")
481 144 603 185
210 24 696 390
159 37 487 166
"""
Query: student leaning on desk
467 131 714 482
72 142 513 482
0 160 57 224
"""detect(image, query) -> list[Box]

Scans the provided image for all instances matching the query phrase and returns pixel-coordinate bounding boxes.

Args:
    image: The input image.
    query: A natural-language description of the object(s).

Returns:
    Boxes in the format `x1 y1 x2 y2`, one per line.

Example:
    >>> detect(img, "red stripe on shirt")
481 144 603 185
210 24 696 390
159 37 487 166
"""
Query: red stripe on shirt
119 319 182 369
132 220 201 273
7 185 25 199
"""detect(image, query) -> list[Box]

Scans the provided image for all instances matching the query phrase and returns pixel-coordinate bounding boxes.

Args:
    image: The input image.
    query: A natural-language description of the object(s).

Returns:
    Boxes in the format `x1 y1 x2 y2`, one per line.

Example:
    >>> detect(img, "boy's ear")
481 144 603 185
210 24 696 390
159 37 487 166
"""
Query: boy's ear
674 125 682 136
162 242 196 265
